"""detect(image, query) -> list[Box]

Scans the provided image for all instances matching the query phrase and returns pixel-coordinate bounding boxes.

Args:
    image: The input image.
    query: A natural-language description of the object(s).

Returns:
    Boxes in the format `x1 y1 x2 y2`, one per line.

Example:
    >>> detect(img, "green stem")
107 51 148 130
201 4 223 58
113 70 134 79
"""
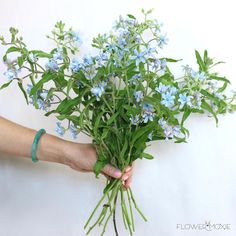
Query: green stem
84 179 118 229
113 192 119 236
127 188 135 232
129 188 147 222
101 181 121 236
121 188 133 235
120 190 128 230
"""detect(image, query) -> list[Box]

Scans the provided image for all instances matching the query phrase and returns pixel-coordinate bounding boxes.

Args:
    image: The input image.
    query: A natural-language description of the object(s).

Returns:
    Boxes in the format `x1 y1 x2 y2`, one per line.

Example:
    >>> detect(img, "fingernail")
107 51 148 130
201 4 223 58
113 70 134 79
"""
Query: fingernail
125 166 131 172
122 175 128 181
114 170 122 178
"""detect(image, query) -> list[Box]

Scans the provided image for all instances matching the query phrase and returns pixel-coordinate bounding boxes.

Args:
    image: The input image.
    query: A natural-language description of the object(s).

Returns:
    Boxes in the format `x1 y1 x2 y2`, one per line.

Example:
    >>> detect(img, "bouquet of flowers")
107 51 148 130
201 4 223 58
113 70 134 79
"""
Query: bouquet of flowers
1 9 236 236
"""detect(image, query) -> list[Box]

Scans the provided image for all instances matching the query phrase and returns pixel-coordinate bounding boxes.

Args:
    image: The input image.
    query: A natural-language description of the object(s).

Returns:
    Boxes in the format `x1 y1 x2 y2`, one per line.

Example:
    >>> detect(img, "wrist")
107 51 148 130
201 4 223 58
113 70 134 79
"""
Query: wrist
36 133 67 164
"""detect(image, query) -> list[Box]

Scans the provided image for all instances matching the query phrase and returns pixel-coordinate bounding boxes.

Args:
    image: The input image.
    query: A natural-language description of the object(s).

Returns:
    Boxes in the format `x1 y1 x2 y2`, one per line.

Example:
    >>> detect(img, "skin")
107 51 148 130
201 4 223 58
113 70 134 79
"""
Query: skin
0 116 133 188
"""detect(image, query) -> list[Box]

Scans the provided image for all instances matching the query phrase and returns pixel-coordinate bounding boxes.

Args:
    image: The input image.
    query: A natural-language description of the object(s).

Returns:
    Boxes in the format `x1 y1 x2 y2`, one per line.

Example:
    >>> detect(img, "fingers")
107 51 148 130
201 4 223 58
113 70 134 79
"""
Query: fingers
122 165 134 189
102 163 134 189
102 172 111 180
102 164 122 179
124 174 132 189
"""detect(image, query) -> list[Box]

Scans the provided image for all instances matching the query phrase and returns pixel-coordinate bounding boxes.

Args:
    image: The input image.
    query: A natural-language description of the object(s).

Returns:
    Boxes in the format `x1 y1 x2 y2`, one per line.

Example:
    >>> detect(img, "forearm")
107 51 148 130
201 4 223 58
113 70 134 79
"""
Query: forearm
0 116 66 163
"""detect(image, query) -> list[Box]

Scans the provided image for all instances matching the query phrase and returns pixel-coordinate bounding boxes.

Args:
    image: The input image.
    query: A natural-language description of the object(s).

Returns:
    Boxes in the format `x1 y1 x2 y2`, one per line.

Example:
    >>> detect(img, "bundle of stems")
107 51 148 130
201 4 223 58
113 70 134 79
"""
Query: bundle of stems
84 178 147 236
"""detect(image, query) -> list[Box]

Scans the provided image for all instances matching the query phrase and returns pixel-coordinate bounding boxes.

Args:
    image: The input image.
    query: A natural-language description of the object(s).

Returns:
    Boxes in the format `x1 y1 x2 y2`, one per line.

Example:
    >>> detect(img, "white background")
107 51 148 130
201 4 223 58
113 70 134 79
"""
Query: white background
0 0 236 235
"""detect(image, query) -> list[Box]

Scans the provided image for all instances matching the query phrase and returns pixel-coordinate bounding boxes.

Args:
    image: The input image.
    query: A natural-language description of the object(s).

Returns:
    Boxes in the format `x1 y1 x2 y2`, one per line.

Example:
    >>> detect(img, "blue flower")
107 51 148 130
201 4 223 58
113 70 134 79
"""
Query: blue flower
91 81 107 101
172 125 181 137
155 82 170 94
193 92 202 109
4 69 18 81
158 117 167 128
158 33 168 48
130 115 139 125
96 52 108 66
163 126 174 140
29 97 48 111
129 74 142 85
178 93 193 109
145 46 156 58
163 125 181 141
125 17 137 27
131 49 146 67
161 92 175 108
118 37 127 48
26 84 33 94
160 59 167 70
40 91 48 100
164 125 174 140
214 92 224 100
134 90 144 103
37 98 47 110
169 86 178 95
55 122 65 136
45 59 59 72
106 44 116 53
71 31 82 45
134 34 141 43
142 103 154 123
70 59 84 73
83 55 93 66
152 58 161 70
191 70 206 81
69 123 78 139
53 48 64 61
27 84 51 111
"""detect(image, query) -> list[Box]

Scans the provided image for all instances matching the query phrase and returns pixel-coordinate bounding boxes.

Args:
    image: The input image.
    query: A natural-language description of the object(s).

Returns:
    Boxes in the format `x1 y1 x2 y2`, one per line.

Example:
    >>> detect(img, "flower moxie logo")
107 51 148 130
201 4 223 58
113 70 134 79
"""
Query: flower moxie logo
176 221 231 231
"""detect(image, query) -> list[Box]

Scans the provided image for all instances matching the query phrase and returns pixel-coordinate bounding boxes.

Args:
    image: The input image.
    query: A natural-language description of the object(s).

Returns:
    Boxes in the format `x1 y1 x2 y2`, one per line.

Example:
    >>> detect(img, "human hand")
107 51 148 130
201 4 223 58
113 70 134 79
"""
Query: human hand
63 142 133 188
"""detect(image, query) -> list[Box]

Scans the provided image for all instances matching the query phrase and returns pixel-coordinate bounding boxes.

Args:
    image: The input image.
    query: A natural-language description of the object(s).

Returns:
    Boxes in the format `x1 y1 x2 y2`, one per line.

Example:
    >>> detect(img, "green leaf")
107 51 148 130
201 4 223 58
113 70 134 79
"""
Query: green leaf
94 112 104 138
56 97 80 114
67 78 73 96
174 136 187 143
203 50 208 64
6 46 21 54
160 57 182 63
93 159 108 178
120 137 128 160
73 71 90 87
142 153 154 159
101 128 109 140
181 108 191 126
201 99 218 125
107 113 119 125
200 89 220 105
30 50 52 58
123 104 140 114
29 73 54 96
217 82 228 93
44 109 56 117
17 82 28 104
0 80 13 90
209 75 231 84
195 50 206 72
46 87 56 99
131 122 156 145
127 14 136 19
3 46 21 61
79 97 96 128
17 56 25 67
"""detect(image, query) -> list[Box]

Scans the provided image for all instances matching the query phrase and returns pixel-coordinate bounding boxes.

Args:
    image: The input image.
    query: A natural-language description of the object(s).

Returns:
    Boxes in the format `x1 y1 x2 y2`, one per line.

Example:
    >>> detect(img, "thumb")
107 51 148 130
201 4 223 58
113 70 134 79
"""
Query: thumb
102 164 122 179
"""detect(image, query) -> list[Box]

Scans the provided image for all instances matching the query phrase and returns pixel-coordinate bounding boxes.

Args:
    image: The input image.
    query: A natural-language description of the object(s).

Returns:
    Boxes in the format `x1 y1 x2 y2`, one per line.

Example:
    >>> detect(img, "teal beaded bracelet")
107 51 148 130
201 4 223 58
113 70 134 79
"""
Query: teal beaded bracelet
31 129 46 163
